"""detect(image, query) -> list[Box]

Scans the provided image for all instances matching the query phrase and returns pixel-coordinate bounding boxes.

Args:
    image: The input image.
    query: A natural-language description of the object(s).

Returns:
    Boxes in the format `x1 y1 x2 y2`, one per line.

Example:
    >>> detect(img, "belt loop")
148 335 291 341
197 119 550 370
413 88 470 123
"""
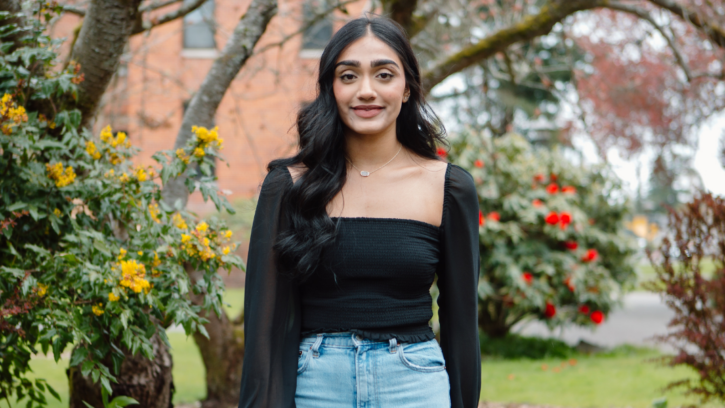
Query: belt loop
311 334 323 358
388 338 398 354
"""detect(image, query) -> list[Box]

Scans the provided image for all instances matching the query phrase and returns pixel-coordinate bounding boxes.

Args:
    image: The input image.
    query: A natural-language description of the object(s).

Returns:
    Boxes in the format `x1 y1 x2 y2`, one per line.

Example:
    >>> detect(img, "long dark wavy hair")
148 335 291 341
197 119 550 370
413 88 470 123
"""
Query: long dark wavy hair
268 15 446 281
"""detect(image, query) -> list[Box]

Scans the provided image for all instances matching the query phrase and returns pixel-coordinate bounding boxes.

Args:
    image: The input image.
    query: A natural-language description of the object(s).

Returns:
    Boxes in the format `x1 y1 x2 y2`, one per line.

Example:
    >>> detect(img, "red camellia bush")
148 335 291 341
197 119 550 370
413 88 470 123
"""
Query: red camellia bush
436 147 447 158
579 305 590 314
479 210 485 226
446 131 637 337
474 159 484 168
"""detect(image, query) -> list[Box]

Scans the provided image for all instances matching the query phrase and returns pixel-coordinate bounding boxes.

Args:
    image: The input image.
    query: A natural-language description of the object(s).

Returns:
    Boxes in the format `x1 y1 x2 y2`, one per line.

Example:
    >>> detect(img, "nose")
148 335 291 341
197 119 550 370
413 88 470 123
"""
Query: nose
357 75 375 101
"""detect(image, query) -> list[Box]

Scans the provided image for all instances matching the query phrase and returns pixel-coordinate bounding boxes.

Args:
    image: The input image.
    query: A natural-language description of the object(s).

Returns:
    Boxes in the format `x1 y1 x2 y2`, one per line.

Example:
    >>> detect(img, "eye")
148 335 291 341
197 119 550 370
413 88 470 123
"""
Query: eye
340 73 356 81
378 72 394 80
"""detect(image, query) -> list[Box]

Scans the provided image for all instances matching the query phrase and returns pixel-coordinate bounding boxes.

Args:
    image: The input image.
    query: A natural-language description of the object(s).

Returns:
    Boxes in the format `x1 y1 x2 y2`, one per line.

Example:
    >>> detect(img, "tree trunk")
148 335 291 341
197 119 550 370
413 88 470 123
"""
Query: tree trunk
478 299 511 339
187 267 245 408
67 331 174 408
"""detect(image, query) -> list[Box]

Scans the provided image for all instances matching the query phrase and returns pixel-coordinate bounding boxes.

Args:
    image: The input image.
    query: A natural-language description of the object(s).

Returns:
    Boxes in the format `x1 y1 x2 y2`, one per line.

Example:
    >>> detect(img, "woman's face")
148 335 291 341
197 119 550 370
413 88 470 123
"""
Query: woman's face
332 32 409 138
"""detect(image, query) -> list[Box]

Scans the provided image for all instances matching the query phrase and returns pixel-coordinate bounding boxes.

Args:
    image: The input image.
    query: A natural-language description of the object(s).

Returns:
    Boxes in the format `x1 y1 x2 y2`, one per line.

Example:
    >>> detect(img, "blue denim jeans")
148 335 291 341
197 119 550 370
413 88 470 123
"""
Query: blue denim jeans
295 332 451 408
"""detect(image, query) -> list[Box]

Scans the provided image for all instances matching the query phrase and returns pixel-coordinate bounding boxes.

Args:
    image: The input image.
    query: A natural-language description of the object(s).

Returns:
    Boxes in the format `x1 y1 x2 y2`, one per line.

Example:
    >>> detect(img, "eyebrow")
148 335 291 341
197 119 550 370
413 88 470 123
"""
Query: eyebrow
335 59 400 69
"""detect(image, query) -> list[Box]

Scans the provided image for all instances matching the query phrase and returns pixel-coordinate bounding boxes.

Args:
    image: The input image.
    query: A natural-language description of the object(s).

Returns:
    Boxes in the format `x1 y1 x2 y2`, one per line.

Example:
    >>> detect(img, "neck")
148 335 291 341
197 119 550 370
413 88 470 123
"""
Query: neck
344 124 401 169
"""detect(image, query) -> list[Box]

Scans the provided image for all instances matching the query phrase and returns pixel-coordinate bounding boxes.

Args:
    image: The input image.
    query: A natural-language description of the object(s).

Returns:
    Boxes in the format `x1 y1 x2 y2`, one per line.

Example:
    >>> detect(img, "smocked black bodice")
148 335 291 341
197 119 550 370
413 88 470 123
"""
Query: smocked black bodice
300 217 440 342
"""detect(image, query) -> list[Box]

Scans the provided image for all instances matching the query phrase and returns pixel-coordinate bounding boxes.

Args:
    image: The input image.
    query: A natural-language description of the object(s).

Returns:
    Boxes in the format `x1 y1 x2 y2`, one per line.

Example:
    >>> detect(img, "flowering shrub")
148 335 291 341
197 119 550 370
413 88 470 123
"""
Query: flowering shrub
445 131 637 337
0 7 242 406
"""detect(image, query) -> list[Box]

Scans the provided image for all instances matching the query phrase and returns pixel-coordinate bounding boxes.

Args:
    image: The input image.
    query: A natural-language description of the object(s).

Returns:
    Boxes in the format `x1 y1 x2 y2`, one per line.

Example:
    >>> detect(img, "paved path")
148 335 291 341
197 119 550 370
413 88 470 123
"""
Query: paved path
514 291 675 351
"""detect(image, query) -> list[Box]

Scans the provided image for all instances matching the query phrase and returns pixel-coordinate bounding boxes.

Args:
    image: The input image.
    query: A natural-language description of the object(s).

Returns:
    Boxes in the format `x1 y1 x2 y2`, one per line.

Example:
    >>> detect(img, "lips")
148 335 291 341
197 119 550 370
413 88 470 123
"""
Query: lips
352 105 383 118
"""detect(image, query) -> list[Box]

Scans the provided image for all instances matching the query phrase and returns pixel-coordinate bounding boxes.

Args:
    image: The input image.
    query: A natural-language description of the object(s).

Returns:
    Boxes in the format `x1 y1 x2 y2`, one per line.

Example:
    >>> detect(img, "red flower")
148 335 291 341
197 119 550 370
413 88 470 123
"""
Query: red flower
546 183 559 194
560 211 572 225
550 173 558 181
479 210 485 226
564 241 578 250
582 249 598 262
578 305 590 314
474 159 484 168
562 185 576 194
532 199 543 208
487 212 500 222
436 147 447 158
544 302 556 318
522 272 533 285
564 276 575 292
534 174 545 182
590 310 604 325
545 212 559 225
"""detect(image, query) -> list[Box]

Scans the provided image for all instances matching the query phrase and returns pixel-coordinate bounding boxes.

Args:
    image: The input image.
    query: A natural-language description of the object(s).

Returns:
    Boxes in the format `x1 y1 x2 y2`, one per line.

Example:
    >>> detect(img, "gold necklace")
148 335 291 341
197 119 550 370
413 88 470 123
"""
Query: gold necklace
346 143 403 177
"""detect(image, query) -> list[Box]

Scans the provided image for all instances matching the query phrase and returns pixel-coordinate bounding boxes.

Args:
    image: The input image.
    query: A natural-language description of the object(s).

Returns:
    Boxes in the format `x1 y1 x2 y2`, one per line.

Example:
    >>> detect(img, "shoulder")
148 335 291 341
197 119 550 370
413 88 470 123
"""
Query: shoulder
259 166 293 197
443 163 478 215
286 164 307 184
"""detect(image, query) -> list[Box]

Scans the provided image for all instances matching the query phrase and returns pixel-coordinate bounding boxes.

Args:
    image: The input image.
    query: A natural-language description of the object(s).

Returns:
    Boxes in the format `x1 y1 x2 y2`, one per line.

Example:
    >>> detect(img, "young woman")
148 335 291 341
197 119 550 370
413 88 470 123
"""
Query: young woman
237 16 481 408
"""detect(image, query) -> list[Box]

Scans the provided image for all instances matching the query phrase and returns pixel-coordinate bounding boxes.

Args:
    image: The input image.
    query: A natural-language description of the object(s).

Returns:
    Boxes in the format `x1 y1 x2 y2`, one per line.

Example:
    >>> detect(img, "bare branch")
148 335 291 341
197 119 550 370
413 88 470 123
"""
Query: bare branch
381 0 418 35
132 0 206 35
61 4 86 16
647 0 725 48
421 0 603 93
602 1 693 82
139 0 181 13
254 0 355 55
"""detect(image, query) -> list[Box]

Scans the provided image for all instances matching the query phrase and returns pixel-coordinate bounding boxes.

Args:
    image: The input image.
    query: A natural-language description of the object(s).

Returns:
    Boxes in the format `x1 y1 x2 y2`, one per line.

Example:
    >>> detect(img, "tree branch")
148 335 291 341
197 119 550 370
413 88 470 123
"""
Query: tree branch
647 0 725 48
61 4 86 16
602 1 693 82
66 0 143 128
162 0 277 209
254 0 355 55
132 0 206 34
381 0 417 36
139 0 181 12
421 0 602 93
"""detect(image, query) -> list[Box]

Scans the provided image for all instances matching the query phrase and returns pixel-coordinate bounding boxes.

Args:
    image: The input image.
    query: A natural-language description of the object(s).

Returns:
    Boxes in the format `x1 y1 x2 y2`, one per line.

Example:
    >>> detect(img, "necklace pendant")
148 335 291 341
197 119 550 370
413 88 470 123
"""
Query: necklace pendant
360 171 370 177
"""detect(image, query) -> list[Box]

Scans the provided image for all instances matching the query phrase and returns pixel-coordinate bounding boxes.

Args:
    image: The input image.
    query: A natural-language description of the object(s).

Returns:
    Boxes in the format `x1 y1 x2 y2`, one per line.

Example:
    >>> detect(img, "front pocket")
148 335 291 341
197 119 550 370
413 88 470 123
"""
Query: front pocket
398 340 446 373
297 347 312 374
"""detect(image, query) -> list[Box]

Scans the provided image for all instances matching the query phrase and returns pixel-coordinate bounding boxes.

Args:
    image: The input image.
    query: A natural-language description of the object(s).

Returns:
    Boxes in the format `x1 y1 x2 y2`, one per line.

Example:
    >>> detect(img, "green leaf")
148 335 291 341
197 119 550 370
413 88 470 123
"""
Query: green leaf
81 360 94 377
108 396 139 408
5 201 26 211
93 239 111 257
82 401 94 408
70 346 88 367
45 383 61 402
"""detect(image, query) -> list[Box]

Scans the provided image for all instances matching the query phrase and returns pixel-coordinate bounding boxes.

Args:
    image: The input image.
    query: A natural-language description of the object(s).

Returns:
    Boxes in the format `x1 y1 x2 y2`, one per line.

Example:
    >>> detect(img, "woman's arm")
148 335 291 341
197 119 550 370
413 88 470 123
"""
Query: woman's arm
437 164 482 408
238 167 300 408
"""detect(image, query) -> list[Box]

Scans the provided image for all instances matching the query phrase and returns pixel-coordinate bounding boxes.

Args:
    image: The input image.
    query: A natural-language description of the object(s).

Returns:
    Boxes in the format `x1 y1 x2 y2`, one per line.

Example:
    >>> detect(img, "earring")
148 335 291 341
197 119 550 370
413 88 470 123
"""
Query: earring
403 94 409 102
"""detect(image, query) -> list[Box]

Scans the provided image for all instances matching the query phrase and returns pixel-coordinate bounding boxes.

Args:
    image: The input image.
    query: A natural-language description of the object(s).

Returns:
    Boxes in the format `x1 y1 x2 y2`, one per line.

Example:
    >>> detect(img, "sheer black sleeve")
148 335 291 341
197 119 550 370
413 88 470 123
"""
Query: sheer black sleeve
238 167 300 408
437 164 482 408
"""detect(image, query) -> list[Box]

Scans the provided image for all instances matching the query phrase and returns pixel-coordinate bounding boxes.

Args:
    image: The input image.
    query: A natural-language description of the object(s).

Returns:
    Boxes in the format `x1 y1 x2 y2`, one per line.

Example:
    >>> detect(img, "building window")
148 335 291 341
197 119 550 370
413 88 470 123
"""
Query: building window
300 0 332 59
182 0 217 58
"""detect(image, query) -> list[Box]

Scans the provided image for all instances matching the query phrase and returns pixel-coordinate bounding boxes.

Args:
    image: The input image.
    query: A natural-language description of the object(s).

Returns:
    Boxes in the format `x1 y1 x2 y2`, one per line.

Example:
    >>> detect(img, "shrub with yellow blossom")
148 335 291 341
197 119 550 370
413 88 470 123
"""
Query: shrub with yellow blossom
0 8 243 405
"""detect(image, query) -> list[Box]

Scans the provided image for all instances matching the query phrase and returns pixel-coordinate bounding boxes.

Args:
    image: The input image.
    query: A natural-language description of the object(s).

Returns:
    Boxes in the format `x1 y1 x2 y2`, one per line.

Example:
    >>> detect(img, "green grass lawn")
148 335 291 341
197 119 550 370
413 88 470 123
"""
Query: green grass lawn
2 290 715 408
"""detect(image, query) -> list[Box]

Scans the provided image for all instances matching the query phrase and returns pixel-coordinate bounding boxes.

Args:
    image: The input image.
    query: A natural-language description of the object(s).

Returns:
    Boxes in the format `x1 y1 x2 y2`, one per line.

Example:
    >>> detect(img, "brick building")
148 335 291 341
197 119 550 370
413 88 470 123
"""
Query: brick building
54 0 369 212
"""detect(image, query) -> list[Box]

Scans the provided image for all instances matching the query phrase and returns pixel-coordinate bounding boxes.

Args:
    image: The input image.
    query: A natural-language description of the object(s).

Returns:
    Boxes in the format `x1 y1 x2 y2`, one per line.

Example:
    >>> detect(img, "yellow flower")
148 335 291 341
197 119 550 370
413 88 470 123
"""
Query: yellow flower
223 230 232 239
53 208 61 217
108 292 120 302
181 234 191 243
148 203 161 223
223 246 230 255
192 125 221 149
48 121 56 129
176 148 190 164
45 162 76 188
153 251 161 267
37 283 48 297
203 237 210 247
92 304 104 316
104 169 115 178
137 251 143 256
119 259 151 294
8 105 28 123
119 172 130 183
100 125 113 144
196 222 208 233
193 147 205 158
85 140 102 160
118 248 127 260
135 166 148 182
173 213 188 230
2 124 11 135
0 93 12 116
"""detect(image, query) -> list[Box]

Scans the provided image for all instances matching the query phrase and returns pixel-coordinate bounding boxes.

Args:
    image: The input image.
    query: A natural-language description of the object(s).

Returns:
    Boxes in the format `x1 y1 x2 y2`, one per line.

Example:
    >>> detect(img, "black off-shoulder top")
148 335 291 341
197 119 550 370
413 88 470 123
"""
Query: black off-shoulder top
238 162 481 408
